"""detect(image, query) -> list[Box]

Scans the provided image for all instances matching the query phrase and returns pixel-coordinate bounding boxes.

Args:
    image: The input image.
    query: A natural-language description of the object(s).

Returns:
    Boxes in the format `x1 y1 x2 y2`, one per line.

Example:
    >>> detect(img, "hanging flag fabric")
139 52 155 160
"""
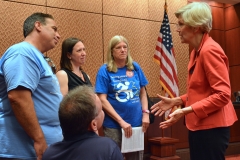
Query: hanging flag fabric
153 4 179 120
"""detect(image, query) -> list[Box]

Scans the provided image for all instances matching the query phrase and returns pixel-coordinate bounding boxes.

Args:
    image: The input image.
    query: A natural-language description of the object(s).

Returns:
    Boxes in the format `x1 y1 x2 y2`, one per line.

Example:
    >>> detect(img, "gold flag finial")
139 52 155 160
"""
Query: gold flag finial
164 0 168 13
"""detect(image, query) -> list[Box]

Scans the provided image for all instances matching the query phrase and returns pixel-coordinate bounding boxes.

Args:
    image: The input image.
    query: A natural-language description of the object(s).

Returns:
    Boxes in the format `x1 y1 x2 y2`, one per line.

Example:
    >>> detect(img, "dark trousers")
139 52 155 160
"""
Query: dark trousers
189 127 230 160
0 158 35 160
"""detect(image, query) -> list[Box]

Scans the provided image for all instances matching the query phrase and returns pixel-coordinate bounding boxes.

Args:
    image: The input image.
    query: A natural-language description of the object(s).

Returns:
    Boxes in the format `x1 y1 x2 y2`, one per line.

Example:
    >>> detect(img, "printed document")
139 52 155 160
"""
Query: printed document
121 126 144 153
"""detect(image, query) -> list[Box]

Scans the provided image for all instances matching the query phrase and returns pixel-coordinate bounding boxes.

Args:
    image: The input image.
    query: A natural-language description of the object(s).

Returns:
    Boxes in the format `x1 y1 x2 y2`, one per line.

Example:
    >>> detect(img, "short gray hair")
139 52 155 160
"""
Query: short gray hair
175 2 212 33
59 85 97 136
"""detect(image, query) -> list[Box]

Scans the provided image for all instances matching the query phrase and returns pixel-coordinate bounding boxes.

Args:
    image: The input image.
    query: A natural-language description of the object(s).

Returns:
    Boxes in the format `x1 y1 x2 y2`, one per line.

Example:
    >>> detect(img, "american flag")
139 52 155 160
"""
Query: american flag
153 4 179 120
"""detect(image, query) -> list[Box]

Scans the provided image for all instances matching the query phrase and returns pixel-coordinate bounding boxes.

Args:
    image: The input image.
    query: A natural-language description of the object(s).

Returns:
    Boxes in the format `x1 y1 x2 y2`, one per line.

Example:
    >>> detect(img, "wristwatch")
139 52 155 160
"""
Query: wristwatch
142 109 150 113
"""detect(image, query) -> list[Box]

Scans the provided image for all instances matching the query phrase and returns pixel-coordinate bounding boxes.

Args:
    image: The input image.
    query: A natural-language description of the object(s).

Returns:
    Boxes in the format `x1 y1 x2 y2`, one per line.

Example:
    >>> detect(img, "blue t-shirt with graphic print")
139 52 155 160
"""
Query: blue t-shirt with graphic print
95 62 148 129
0 41 63 159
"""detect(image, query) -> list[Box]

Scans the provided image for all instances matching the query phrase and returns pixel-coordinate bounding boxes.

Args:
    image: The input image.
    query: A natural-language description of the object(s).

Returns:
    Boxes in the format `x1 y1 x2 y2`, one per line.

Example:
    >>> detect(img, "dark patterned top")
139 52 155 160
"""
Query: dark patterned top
62 68 92 91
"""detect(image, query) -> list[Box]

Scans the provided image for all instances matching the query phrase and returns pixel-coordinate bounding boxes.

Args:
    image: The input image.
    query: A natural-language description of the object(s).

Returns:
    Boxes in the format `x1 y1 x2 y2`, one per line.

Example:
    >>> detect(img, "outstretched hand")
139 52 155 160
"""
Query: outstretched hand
150 94 175 116
159 109 185 129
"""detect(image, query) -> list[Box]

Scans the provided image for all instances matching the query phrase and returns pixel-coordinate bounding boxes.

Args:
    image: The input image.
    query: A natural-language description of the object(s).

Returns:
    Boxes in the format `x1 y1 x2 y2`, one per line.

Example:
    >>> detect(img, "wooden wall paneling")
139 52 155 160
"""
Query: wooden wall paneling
188 0 224 7
4 0 45 5
207 1 224 7
145 116 164 154
46 8 103 86
145 20 164 98
47 0 102 13
225 4 234 8
187 0 198 2
229 66 240 101
229 106 240 142
103 0 149 19
147 21 188 98
0 0 239 157
149 0 189 97
102 15 188 98
147 117 164 138
102 15 163 97
148 0 165 22
145 98 173 152
173 53 188 159
211 6 225 30
172 118 189 149
148 0 187 22
225 28 240 66
172 31 189 96
225 3 240 30
0 0 190 98
209 30 226 52
0 1 45 57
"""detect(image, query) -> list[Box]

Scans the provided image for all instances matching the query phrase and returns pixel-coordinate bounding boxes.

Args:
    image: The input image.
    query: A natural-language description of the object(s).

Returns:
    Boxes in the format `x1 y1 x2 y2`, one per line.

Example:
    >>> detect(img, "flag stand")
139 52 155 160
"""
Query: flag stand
149 0 180 159
148 109 180 160
148 137 180 160
148 116 180 160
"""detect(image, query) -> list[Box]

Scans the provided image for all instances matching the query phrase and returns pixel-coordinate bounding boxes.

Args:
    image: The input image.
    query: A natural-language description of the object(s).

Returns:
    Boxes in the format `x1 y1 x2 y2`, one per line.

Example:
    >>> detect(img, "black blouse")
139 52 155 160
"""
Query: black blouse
62 68 92 91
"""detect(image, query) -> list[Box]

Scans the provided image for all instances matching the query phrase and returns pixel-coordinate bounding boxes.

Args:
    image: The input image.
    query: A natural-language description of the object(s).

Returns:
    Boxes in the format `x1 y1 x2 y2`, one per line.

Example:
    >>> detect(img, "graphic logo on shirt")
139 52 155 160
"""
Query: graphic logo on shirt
114 81 139 103
126 70 134 78
115 82 133 102
110 73 140 103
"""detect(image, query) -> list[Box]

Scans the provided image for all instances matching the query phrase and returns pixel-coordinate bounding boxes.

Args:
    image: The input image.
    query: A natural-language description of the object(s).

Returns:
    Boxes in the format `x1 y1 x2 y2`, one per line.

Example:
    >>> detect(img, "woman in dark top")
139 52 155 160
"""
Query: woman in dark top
56 37 92 96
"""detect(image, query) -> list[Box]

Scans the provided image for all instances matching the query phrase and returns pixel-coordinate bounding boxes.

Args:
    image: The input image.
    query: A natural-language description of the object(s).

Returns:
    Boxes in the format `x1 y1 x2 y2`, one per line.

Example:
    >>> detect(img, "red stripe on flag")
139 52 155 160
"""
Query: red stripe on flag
153 7 179 120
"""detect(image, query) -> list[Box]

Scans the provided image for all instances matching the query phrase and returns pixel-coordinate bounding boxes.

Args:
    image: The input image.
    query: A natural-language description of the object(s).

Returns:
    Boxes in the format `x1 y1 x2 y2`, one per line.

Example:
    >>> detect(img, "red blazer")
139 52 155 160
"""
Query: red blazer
180 34 238 131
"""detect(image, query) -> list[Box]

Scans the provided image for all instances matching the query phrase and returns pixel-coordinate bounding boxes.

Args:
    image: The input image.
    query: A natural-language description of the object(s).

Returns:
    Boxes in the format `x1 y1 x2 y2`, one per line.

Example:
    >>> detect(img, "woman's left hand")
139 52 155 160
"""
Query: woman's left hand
142 113 150 132
159 109 184 129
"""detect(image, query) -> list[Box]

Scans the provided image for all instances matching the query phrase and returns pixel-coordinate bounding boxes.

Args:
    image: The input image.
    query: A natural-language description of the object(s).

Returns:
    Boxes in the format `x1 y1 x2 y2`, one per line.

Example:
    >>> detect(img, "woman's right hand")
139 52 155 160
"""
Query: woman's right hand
119 120 132 138
150 94 175 116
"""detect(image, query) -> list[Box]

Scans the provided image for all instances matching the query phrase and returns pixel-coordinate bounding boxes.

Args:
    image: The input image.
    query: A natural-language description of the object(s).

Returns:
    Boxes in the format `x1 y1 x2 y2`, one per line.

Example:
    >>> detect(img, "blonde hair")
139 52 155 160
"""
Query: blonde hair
106 35 134 72
175 2 212 33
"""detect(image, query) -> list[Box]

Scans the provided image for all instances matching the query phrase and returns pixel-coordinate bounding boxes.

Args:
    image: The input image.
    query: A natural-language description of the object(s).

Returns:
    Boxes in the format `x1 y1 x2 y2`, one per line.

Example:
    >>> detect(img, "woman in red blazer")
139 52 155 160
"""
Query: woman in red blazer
151 2 238 160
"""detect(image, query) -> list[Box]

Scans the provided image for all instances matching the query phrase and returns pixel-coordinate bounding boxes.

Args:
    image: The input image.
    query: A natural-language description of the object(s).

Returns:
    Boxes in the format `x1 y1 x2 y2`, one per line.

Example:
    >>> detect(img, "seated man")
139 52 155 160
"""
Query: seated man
42 86 123 160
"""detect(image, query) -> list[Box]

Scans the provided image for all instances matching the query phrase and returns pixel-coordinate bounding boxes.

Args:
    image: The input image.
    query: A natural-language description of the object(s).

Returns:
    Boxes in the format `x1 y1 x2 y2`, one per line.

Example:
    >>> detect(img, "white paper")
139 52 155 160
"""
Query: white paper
121 127 144 153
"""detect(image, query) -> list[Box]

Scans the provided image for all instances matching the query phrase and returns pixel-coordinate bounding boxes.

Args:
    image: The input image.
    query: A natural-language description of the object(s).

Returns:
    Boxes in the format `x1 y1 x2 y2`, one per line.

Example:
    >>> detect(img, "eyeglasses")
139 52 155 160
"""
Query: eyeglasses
44 56 56 74
114 46 128 50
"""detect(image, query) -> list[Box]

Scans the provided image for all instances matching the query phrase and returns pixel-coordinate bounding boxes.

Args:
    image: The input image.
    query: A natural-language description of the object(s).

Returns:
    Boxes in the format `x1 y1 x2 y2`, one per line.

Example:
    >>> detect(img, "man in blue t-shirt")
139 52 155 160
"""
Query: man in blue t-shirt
42 86 123 160
0 12 62 159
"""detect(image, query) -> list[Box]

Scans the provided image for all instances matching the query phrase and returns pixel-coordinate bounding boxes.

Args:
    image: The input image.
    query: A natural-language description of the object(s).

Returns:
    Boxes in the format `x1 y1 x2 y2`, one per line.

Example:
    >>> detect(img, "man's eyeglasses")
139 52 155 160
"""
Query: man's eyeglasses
44 56 56 74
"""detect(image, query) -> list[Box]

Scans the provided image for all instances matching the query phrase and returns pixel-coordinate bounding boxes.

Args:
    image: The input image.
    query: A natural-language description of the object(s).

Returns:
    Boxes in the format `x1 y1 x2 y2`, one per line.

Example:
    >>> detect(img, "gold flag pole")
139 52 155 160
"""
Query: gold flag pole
165 0 167 13
161 0 167 139
148 0 180 159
